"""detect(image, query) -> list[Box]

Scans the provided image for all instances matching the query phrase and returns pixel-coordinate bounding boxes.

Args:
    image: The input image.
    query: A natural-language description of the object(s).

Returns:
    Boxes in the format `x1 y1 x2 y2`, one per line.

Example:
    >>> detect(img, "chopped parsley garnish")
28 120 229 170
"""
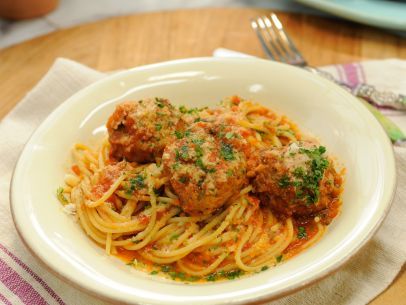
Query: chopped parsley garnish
56 187 68 205
206 273 217 281
178 176 188 184
220 142 235 161
192 138 204 145
278 175 291 188
179 105 188 113
186 276 201 282
276 255 283 263
297 226 307 239
225 269 244 280
161 265 172 272
150 270 159 275
195 158 206 170
169 271 186 280
226 169 233 177
175 130 184 139
225 132 234 139
155 97 165 108
170 233 180 241
180 145 189 159
126 175 145 195
206 269 244 281
279 146 329 204
261 266 269 271
155 123 162 131
194 145 203 157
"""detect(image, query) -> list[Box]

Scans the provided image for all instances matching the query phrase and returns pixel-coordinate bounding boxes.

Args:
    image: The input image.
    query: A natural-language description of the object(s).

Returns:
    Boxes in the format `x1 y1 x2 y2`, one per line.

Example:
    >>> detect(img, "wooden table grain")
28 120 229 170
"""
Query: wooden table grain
0 7 405 305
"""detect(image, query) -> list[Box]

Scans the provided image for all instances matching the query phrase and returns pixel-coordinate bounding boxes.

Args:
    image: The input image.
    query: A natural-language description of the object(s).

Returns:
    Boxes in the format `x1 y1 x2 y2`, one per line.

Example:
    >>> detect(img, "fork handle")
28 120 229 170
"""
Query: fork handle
305 67 406 111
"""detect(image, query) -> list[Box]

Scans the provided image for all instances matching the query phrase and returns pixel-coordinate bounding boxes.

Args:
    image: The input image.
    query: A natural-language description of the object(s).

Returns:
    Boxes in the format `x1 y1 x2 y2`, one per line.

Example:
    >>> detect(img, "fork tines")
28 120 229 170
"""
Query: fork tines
251 13 307 66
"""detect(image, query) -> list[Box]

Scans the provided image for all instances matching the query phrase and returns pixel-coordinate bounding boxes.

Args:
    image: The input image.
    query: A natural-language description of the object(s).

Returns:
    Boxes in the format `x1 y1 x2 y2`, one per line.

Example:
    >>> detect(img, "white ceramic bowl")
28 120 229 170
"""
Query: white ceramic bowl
11 58 396 305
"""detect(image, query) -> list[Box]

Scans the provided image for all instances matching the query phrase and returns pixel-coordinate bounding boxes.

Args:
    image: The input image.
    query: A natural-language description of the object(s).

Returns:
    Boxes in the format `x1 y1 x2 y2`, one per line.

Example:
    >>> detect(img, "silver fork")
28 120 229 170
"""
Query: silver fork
250 14 406 112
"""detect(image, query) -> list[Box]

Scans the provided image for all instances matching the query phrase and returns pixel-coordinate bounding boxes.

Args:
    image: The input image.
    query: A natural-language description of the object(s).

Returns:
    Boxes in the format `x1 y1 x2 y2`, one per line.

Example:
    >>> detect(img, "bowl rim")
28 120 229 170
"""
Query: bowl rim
10 57 397 305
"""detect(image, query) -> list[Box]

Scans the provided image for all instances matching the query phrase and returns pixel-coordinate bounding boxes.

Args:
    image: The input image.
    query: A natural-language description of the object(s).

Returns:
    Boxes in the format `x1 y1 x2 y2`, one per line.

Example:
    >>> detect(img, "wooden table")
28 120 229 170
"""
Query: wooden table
0 7 404 305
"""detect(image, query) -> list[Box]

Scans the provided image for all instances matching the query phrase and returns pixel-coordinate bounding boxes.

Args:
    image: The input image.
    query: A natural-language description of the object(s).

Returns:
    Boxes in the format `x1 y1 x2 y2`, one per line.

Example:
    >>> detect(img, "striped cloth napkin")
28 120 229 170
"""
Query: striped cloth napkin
0 57 405 305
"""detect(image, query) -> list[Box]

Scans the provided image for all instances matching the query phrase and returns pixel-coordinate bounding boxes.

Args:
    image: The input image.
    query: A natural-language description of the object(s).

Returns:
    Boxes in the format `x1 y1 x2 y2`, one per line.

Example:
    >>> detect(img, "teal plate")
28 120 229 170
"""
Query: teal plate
296 0 406 31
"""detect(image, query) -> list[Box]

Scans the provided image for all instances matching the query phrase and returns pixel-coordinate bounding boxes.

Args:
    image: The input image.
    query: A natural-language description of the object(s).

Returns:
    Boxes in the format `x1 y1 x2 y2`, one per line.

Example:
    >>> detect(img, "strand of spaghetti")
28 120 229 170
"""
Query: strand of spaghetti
169 224 199 250
150 204 239 258
124 208 179 251
86 174 127 208
247 218 294 266
123 169 160 247
297 223 325 251
73 187 108 245
204 231 238 246
64 174 80 187
235 225 261 272
168 214 209 223
87 207 146 233
152 223 179 242
120 199 137 217
164 186 178 199
238 120 268 132
72 149 93 177
98 204 131 222
186 208 230 242
105 233 112 255
177 253 228 276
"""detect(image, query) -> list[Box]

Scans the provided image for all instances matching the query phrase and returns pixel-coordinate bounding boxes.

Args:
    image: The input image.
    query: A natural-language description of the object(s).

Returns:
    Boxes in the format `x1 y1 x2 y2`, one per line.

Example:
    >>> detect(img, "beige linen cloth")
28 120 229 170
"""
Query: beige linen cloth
0 58 405 305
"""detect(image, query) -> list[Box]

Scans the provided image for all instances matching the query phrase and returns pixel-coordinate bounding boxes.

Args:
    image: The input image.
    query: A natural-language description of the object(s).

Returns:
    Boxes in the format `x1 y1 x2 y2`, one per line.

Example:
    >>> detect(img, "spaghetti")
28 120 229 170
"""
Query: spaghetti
57 96 343 282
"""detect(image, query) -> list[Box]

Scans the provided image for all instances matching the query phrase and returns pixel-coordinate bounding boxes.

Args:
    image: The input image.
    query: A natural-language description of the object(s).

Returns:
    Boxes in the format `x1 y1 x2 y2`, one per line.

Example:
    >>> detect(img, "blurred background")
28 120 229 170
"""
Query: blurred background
0 0 306 48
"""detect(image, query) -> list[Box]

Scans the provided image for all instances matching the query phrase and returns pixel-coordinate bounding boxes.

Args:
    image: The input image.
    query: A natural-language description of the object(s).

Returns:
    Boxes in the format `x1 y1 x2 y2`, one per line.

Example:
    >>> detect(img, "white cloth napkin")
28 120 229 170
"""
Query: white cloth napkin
0 57 405 305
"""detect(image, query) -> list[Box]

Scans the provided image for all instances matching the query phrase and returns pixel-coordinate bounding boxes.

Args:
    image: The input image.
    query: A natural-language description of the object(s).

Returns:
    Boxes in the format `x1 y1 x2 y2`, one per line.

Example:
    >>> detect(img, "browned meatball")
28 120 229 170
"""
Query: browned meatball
162 122 247 216
107 98 180 163
252 141 343 223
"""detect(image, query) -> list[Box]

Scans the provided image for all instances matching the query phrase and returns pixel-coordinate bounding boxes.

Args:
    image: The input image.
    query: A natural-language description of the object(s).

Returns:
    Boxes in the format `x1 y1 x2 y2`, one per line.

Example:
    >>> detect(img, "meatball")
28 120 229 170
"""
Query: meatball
252 141 343 223
162 123 247 216
107 98 180 163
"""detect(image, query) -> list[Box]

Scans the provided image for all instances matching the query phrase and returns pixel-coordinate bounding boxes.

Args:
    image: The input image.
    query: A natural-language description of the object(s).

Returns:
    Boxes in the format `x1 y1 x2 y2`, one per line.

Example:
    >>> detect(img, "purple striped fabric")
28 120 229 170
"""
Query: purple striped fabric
357 62 367 83
0 244 65 305
342 63 360 88
0 257 48 305
0 292 12 305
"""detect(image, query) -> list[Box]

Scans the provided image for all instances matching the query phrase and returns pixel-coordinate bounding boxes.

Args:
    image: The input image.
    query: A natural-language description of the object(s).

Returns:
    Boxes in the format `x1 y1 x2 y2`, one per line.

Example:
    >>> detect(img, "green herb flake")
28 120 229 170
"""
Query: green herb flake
225 132 234 139
155 123 162 131
179 105 188 113
178 176 188 184
174 130 184 139
194 145 203 158
278 175 291 188
192 138 204 145
150 270 159 275
126 174 146 195
155 97 165 108
276 254 283 263
195 158 206 171
225 269 244 280
297 226 307 239
170 233 180 241
220 142 235 161
226 169 233 177
161 265 172 273
261 265 269 271
180 145 189 159
206 273 217 282
56 187 68 205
